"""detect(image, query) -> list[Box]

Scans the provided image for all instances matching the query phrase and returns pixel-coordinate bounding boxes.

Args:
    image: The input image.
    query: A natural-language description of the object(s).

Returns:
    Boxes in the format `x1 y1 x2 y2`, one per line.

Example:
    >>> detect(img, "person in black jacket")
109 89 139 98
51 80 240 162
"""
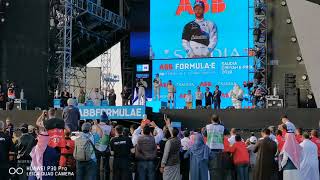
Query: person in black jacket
16 123 36 180
204 87 213 109
0 120 14 180
213 85 222 109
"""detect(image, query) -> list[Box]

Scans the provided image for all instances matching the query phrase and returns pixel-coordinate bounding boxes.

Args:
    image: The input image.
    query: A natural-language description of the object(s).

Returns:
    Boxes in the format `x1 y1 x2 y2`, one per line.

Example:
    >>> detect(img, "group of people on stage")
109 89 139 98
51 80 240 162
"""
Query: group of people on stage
184 85 222 109
153 74 246 109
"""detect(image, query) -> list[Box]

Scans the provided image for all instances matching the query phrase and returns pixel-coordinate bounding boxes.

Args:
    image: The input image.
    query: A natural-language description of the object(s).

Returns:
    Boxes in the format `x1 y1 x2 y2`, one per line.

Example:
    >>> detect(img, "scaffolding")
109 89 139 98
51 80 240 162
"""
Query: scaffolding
253 0 268 87
48 0 127 98
101 50 120 93
250 0 268 108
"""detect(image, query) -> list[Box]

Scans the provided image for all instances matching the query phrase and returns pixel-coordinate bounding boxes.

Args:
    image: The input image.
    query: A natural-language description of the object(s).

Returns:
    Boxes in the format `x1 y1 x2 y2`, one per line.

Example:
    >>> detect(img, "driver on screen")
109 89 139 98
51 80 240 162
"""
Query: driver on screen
182 1 218 58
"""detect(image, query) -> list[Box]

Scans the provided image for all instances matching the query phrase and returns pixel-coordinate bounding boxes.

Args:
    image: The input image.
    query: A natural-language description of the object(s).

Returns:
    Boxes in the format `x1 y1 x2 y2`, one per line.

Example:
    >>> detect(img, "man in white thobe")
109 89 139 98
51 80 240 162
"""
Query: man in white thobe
90 88 103 106
300 133 319 180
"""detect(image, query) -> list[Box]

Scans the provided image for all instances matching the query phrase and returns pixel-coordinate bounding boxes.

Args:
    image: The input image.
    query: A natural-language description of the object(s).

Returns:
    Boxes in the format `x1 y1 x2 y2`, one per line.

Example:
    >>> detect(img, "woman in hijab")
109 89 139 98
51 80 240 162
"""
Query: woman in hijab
29 132 60 180
280 132 302 180
184 133 212 180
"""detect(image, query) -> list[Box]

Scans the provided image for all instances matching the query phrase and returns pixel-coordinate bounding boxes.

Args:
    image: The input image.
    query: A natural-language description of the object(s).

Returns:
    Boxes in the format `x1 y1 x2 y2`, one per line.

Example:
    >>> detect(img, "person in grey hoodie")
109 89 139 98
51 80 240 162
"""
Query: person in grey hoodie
135 125 157 180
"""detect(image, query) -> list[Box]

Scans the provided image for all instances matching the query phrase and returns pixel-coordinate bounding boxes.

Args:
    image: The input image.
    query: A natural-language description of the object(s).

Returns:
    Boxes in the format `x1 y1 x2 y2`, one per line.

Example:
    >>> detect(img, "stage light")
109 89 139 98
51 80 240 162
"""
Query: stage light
291 37 297 42
286 18 292 24
301 74 308 81
281 1 287 6
0 17 5 23
5 1 9 7
307 94 313 100
296 56 302 62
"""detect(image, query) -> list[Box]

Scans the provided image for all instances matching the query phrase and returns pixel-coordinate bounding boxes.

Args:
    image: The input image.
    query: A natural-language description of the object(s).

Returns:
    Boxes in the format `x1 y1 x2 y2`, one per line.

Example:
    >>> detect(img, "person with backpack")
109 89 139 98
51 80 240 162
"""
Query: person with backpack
74 123 97 180
94 112 112 180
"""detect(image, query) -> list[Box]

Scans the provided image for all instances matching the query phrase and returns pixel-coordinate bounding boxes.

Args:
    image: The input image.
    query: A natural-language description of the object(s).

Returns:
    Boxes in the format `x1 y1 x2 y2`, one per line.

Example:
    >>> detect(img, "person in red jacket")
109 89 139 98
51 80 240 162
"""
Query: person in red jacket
229 134 250 180
276 129 285 152
59 130 75 173
295 128 303 143
310 129 320 173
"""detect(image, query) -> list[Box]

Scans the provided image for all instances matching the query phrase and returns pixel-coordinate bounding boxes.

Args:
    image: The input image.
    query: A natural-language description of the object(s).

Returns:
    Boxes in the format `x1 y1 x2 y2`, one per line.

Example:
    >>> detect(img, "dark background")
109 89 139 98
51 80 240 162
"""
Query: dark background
0 0 49 109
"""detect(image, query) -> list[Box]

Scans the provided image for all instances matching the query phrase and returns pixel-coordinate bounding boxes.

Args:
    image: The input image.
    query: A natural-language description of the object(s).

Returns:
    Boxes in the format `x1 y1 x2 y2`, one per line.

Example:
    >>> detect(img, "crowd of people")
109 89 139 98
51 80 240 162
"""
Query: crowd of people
0 110 320 180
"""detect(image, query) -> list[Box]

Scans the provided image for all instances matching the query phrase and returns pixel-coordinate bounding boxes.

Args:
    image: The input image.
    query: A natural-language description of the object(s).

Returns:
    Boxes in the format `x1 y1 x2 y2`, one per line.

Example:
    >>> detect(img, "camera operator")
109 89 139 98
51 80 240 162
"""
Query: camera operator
6 82 16 110
252 85 267 108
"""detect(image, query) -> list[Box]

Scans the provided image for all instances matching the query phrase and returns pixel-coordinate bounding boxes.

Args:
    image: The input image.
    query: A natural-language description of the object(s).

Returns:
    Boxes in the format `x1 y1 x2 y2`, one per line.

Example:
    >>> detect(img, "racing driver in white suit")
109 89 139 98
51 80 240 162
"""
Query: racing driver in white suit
182 1 218 58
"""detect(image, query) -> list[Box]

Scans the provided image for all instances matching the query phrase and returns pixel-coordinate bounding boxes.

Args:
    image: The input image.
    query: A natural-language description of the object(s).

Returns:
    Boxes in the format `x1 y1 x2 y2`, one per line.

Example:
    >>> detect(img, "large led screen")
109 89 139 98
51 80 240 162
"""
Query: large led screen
150 0 252 59
152 57 254 109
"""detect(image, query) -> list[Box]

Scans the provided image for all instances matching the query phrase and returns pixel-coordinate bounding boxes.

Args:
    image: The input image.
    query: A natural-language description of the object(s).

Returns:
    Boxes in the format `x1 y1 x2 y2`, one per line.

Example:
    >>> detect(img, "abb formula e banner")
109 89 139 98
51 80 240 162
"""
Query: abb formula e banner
152 57 254 109
150 0 254 59
78 106 145 120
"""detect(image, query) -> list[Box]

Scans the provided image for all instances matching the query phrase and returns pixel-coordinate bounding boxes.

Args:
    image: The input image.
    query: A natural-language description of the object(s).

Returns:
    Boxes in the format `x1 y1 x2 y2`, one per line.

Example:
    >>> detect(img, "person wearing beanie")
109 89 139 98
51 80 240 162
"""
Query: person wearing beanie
94 111 112 180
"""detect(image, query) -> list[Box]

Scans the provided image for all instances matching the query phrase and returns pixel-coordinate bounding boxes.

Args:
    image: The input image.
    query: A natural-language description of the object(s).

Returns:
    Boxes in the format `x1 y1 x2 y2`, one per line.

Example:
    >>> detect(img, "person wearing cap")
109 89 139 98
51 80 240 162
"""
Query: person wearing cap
247 135 257 169
182 1 217 58
153 73 161 101
75 122 97 180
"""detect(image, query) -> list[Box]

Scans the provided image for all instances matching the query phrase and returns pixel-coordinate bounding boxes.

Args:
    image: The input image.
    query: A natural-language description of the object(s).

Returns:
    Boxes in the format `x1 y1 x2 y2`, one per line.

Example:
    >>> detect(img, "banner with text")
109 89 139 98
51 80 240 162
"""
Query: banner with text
78 106 145 120
152 57 254 109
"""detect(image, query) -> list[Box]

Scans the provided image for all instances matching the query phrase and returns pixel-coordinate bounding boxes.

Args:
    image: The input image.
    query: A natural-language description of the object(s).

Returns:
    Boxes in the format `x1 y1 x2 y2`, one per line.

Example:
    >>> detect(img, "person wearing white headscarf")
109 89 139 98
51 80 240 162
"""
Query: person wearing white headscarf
300 133 319 180
229 84 244 109
280 132 302 180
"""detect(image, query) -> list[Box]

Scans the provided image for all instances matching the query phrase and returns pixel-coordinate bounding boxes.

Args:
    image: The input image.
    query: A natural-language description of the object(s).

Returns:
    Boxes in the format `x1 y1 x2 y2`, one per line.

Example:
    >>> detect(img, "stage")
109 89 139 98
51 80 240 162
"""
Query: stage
158 108 320 130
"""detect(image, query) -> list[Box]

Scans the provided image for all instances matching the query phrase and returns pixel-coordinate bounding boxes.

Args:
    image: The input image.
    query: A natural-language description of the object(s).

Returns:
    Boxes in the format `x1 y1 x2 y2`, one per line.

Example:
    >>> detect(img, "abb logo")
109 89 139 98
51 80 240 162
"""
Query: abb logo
221 93 229 98
199 82 212 87
160 83 168 87
176 0 226 15
160 64 173 70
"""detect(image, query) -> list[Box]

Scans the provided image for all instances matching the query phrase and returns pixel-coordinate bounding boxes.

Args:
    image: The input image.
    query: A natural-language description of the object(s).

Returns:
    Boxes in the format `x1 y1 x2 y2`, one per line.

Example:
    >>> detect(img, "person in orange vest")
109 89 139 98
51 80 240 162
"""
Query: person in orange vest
59 130 76 173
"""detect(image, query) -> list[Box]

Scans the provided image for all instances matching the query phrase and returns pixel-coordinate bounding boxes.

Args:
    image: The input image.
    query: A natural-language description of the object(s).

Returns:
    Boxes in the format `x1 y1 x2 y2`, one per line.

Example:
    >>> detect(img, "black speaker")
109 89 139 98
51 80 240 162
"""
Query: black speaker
306 0 320 5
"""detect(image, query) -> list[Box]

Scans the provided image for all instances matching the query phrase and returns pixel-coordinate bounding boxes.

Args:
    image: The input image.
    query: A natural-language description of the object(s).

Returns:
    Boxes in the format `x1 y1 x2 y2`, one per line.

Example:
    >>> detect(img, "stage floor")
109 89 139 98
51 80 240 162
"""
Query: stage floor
159 108 320 130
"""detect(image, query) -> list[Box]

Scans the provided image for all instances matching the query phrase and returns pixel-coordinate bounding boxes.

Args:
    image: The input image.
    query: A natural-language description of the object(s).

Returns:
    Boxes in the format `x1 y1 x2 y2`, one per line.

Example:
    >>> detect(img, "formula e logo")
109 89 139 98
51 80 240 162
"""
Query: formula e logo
9 167 24 175
176 0 226 15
